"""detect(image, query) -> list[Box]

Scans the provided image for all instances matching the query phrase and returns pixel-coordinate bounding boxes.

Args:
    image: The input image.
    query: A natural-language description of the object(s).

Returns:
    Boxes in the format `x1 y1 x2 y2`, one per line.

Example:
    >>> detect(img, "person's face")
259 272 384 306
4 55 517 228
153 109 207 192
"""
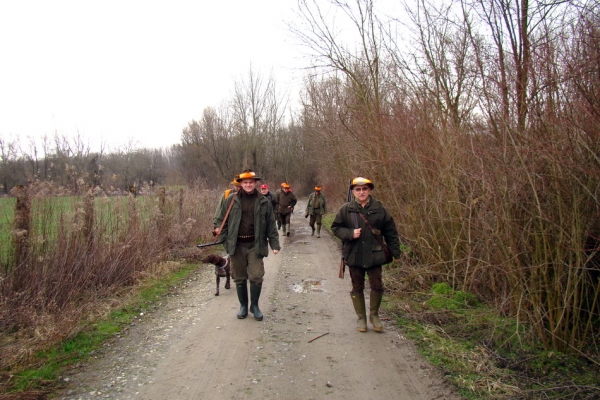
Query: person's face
283 187 290 193
352 185 371 202
233 185 241 192
241 179 258 194
260 187 269 195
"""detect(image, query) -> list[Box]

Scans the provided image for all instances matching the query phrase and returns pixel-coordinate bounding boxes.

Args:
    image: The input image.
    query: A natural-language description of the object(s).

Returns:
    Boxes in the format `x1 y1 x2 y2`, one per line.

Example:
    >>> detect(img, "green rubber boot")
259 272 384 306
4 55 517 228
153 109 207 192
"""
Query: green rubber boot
249 283 264 321
236 282 248 319
316 224 321 238
369 291 384 332
351 293 367 332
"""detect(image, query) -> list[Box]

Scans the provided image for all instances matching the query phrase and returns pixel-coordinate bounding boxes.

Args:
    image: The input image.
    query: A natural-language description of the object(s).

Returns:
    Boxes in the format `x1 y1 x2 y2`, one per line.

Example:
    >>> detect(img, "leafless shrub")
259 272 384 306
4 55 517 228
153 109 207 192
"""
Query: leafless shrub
296 0 600 355
0 185 219 372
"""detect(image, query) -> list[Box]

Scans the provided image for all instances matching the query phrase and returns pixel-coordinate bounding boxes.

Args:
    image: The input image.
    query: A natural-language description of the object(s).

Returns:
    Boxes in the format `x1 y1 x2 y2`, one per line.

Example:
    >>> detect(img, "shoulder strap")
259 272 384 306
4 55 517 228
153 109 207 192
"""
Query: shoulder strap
213 194 236 244
357 212 387 248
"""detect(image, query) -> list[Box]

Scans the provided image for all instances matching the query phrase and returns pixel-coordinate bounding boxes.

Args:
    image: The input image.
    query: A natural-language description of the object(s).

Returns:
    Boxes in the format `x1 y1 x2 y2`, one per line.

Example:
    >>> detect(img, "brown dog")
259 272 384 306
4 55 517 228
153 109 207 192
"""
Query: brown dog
201 254 231 296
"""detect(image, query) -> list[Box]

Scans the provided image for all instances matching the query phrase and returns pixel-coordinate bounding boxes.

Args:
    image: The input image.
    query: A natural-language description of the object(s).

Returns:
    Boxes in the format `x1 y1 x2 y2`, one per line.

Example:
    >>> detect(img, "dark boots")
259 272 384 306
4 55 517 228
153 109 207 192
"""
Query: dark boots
351 293 368 332
236 282 248 319
249 283 264 321
236 282 264 321
369 291 384 332
311 225 315 236
286 223 291 236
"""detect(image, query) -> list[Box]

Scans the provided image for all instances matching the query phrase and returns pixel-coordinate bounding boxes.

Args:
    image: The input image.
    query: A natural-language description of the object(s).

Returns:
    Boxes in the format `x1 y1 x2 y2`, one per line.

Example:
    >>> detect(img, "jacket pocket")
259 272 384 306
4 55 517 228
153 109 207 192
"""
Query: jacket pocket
371 245 388 266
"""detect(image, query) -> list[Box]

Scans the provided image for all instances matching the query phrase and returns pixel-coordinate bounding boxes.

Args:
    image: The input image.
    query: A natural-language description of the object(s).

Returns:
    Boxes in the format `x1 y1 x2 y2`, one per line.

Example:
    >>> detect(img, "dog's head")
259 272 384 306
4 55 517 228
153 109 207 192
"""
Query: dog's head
202 254 220 265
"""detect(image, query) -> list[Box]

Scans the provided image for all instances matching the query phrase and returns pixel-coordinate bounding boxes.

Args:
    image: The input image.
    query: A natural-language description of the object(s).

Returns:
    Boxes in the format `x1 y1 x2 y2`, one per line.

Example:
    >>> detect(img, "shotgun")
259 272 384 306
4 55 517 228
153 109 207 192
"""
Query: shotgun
339 179 353 279
196 240 224 249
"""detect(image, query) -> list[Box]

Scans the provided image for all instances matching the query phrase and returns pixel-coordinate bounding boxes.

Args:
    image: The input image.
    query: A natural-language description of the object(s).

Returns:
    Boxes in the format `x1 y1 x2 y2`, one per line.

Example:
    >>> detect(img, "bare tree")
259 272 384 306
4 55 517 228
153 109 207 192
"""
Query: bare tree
0 136 23 194
294 0 399 195
231 66 287 173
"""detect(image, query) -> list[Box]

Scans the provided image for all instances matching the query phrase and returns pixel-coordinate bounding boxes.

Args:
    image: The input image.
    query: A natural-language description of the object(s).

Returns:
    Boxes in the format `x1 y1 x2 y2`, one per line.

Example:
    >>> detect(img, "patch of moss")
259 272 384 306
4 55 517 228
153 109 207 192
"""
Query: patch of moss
427 282 479 310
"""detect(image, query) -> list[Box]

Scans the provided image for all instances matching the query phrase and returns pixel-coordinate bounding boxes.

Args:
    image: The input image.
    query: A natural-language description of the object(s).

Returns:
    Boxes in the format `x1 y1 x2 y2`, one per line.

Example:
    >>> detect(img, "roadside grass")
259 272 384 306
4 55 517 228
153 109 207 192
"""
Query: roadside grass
385 280 600 399
2 262 200 397
322 213 600 399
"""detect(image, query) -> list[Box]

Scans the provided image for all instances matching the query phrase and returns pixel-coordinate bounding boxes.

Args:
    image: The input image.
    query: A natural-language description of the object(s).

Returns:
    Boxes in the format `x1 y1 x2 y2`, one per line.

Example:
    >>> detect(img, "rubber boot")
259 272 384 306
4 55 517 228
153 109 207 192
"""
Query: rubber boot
311 224 315 236
249 283 264 321
316 224 321 238
286 223 291 237
351 293 368 332
236 282 248 319
369 290 384 332
282 224 287 235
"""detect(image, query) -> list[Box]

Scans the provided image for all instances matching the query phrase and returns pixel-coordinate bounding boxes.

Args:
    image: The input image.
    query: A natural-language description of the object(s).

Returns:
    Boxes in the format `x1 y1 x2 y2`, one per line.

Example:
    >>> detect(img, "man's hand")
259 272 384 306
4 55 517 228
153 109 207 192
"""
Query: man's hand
212 228 220 236
305 214 309 218
273 249 279 255
353 228 362 239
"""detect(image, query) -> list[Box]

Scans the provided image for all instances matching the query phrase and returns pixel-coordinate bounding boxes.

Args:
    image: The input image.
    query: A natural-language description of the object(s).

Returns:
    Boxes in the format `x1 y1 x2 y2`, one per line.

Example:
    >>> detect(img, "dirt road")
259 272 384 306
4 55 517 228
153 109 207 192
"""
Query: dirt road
59 200 459 400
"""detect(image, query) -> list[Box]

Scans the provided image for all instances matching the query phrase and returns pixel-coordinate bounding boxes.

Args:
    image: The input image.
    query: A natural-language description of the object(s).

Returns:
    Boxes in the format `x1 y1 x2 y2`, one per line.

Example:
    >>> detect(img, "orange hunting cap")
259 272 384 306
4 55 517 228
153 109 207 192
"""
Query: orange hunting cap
230 175 241 186
315 186 322 191
236 169 261 182
282 183 290 189
350 177 374 190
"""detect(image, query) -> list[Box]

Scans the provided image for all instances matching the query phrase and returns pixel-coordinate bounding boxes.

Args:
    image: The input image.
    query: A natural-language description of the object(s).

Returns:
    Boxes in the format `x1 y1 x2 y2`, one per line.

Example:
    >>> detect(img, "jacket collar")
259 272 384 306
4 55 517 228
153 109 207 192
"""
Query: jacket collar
348 196 375 212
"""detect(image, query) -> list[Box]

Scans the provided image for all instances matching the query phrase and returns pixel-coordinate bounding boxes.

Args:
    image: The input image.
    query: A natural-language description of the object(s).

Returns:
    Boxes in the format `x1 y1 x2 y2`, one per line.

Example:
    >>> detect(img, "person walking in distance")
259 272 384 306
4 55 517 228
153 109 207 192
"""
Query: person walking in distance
273 183 286 230
305 186 327 238
276 183 296 236
331 177 400 333
260 183 278 213
214 169 280 321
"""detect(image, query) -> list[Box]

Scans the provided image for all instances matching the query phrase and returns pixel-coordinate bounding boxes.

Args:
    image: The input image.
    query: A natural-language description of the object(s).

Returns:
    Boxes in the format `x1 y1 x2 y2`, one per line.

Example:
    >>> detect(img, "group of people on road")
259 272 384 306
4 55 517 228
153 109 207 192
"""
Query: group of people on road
208 169 401 334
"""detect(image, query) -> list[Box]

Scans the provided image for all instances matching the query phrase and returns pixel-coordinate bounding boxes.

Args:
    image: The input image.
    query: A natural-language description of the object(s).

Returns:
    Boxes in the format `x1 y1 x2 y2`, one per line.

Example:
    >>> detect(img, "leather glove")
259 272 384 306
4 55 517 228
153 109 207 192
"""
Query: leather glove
305 214 309 218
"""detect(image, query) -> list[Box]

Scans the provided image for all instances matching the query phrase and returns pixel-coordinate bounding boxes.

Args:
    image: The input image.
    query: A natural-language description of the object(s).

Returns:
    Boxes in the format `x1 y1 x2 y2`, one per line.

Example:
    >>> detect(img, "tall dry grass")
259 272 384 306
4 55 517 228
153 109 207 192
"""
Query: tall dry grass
0 184 218 369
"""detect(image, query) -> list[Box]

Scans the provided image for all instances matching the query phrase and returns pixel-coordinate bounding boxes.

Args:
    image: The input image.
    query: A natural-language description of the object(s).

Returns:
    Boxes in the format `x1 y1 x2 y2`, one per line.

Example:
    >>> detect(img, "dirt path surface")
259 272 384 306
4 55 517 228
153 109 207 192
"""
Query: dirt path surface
58 200 460 400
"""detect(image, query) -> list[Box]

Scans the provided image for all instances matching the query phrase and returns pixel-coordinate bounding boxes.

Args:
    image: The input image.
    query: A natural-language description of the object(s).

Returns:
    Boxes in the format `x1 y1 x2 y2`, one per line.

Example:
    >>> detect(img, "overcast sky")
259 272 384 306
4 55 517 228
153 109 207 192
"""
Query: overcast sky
0 0 310 152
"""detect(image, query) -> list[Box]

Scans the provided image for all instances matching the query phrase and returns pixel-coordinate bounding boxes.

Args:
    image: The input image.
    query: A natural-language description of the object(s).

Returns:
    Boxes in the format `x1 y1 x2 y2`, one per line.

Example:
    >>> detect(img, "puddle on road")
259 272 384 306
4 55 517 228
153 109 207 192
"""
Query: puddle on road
291 279 324 293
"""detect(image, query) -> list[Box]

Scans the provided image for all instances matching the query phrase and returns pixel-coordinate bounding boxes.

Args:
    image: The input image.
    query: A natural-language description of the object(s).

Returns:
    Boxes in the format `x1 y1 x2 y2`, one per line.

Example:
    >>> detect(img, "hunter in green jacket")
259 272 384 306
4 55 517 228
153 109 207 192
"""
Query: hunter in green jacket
331 177 400 333
216 187 280 259
305 186 327 237
215 170 280 321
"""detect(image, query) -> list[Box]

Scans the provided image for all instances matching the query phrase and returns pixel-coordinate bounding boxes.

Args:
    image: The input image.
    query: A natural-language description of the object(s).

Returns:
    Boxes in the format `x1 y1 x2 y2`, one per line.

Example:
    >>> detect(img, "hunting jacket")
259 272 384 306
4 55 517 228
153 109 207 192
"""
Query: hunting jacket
277 190 297 215
331 196 401 268
273 189 282 214
305 192 327 216
216 190 280 257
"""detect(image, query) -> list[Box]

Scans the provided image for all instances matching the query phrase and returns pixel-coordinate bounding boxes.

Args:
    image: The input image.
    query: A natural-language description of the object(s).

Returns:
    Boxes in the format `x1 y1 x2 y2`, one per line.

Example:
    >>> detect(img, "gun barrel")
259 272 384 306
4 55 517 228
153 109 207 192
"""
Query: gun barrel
196 241 223 249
